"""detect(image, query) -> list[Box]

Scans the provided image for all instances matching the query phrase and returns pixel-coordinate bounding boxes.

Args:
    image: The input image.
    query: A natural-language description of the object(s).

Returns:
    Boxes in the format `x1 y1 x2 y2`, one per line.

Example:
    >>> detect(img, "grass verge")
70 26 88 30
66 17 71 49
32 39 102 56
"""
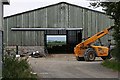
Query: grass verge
101 59 120 72
2 55 38 80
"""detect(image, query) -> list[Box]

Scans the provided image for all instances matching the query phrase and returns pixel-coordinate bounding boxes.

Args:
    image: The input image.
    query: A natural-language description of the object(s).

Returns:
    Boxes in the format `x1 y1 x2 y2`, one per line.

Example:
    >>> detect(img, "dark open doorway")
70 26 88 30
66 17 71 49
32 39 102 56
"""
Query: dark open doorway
44 29 82 54
66 30 82 53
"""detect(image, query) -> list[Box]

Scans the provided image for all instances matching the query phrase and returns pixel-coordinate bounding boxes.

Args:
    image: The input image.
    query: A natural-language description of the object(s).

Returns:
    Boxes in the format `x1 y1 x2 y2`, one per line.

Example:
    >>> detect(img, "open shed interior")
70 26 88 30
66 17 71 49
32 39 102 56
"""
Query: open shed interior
45 29 82 53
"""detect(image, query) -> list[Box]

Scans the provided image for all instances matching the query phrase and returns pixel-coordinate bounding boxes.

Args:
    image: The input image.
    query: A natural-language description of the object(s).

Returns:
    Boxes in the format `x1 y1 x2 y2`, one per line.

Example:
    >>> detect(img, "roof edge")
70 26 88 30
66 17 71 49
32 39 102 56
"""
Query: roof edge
4 2 105 18
2 0 10 5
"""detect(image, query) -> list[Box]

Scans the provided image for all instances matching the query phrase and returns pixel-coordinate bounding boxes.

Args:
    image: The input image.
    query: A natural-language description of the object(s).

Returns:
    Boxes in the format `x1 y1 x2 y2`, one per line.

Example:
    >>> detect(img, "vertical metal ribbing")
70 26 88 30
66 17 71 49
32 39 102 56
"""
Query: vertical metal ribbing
3 3 114 46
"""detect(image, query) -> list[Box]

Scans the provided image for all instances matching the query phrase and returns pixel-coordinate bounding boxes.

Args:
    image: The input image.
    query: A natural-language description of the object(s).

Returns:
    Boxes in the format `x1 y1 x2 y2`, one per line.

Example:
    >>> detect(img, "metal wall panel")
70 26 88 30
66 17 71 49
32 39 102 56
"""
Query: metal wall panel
0 31 2 78
0 1 2 78
67 5 114 45
4 2 114 46
3 19 7 45
0 1 3 30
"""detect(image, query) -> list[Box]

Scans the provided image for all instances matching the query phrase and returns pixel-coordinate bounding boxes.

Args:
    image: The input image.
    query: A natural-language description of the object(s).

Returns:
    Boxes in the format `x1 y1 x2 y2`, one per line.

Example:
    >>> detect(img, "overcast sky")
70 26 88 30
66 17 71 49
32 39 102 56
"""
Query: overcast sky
3 0 103 17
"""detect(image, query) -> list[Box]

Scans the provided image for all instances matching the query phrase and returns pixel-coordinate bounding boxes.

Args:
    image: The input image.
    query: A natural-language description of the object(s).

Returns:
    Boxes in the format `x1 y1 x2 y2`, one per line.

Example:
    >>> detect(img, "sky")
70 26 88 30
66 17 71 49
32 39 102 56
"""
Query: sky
47 35 66 41
3 0 103 17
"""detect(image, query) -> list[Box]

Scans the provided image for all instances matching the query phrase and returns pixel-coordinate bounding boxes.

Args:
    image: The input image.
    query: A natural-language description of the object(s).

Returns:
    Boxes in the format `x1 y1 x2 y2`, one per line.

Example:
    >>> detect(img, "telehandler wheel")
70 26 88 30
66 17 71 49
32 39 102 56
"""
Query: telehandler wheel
101 53 112 60
76 56 85 61
101 57 107 60
84 48 96 61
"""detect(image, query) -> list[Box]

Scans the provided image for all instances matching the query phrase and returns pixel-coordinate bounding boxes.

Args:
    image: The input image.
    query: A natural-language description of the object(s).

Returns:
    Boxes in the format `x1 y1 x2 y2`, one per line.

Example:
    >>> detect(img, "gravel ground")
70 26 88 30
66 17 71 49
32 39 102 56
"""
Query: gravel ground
28 54 118 78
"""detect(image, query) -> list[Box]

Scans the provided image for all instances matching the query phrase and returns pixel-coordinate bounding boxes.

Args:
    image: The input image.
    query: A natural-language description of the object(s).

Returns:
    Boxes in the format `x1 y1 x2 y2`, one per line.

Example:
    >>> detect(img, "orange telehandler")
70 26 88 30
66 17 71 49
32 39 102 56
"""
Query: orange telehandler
74 26 114 61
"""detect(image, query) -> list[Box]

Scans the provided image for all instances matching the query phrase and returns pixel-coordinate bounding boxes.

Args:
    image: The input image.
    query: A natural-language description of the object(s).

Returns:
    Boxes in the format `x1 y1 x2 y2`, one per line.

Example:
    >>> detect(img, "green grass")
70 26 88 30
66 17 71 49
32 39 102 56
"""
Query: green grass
47 41 66 47
102 59 120 72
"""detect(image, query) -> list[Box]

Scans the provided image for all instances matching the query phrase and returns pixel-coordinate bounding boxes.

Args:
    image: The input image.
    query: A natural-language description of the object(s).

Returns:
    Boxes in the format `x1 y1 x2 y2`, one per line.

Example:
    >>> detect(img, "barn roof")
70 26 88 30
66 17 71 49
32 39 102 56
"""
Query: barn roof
4 2 105 18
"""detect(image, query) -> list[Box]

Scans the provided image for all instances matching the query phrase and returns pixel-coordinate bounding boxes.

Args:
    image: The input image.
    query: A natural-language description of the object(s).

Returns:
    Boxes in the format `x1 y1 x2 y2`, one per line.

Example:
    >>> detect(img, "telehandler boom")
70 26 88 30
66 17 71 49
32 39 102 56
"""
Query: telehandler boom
74 26 114 61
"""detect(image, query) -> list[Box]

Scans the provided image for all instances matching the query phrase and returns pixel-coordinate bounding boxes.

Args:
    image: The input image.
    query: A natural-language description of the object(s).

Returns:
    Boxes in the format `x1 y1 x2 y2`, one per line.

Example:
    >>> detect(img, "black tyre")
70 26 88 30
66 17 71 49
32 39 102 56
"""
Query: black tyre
101 53 112 60
76 56 85 61
101 56 107 60
84 48 96 61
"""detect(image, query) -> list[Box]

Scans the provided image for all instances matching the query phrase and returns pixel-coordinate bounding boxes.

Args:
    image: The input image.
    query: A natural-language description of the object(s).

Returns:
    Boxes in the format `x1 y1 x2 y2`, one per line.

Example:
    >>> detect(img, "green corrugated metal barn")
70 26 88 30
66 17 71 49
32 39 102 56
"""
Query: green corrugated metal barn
3 2 114 53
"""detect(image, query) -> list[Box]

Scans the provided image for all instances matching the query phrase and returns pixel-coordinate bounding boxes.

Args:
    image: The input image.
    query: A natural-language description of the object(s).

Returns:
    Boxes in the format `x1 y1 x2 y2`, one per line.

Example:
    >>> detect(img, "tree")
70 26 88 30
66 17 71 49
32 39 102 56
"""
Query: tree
90 1 120 61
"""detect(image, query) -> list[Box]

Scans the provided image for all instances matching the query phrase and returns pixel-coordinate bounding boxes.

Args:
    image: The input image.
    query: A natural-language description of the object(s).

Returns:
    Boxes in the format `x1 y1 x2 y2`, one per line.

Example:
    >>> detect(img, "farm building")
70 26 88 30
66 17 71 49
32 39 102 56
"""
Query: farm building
3 2 114 53
0 0 10 78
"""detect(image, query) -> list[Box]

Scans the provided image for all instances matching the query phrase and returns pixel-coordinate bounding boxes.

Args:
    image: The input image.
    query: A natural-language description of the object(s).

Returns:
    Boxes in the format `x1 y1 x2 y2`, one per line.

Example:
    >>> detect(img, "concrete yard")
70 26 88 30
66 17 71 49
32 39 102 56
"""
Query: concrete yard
28 54 119 78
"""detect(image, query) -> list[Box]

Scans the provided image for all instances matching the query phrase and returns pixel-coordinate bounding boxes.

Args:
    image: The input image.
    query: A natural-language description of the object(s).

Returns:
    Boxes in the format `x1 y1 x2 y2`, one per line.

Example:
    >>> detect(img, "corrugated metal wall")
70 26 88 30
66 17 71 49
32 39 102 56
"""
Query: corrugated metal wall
0 0 3 30
68 5 114 41
0 0 3 77
0 31 3 69
3 2 114 46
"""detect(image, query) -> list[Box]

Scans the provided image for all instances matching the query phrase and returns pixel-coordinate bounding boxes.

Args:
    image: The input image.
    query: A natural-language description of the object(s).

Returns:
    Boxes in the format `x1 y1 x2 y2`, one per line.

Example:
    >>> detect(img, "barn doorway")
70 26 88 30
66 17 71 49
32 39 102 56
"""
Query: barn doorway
44 29 82 54
46 35 67 53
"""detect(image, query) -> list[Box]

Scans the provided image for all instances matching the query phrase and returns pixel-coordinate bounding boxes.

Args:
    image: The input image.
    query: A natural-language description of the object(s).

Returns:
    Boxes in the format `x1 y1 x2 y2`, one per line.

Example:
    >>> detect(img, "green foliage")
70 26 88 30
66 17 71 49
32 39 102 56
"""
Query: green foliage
90 2 120 61
2 55 37 79
102 60 120 72
101 2 120 61
47 41 66 47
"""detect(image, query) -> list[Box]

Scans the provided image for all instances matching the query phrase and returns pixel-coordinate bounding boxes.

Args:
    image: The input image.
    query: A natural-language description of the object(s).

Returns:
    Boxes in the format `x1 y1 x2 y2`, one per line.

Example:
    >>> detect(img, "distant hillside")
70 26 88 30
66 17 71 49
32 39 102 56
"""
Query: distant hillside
47 35 66 42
